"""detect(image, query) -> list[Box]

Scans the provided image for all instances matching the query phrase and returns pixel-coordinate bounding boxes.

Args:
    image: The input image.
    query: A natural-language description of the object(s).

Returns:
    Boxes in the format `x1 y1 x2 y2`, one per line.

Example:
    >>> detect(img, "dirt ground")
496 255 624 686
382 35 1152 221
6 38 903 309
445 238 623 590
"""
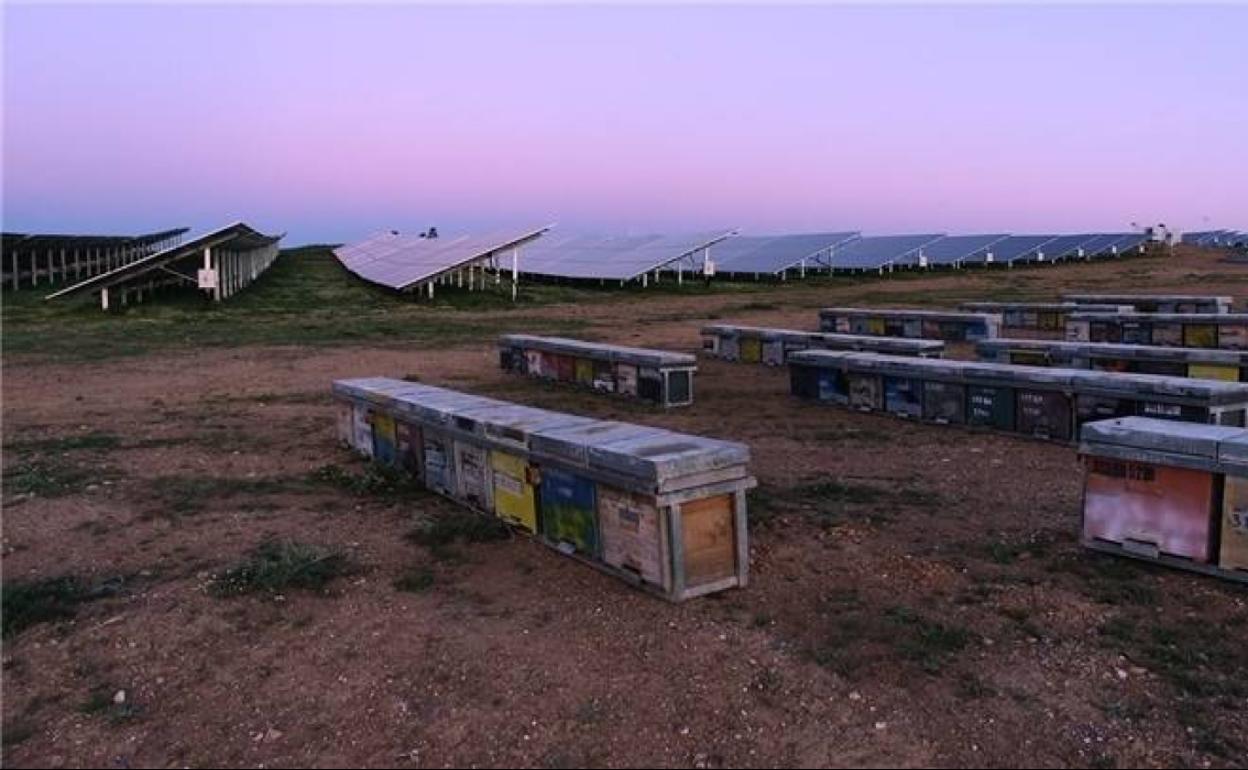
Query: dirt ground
3 247 1247 768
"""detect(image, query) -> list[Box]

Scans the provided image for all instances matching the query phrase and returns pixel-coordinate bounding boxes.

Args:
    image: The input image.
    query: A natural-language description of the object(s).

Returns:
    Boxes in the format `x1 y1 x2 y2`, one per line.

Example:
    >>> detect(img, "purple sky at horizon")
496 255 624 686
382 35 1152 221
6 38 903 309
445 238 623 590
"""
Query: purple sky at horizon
4 3 1245 245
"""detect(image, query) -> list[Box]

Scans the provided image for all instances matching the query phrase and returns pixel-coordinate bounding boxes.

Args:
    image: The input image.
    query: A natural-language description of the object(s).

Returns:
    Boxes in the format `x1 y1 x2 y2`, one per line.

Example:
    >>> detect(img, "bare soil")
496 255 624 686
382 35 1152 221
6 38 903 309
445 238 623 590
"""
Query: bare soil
3 247 1247 768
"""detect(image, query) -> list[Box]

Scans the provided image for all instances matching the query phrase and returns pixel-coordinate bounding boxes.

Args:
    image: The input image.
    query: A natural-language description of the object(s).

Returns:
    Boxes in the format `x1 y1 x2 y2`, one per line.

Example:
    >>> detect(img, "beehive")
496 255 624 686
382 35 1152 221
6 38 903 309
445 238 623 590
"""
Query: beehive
1078 417 1248 583
787 350 1248 443
700 324 943 366
976 339 1248 383
332 378 755 601
818 307 1001 342
498 335 697 407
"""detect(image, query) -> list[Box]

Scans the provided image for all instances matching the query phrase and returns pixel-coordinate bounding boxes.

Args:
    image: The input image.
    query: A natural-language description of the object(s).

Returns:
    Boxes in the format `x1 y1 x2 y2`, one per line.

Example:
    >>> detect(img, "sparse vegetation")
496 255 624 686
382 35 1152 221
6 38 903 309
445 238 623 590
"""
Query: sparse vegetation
145 474 307 519
406 510 512 560
1 575 126 638
310 463 430 501
393 566 436 593
210 540 355 597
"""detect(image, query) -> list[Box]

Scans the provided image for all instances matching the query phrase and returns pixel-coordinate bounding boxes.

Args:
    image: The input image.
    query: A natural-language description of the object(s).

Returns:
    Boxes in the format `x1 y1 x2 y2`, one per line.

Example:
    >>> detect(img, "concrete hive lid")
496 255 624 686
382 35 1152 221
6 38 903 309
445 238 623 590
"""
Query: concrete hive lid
586 432 750 487
1080 417 1246 461
1218 433 1248 471
481 407 599 448
786 349 870 367
529 421 669 467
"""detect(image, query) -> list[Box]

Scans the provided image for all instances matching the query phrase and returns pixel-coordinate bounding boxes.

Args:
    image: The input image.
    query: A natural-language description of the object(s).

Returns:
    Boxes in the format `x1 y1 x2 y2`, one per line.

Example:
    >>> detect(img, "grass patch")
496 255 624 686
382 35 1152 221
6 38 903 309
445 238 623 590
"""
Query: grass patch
145 474 308 519
2 457 107 498
3 431 122 453
749 478 942 529
393 566 436 593
1 575 126 638
310 463 429 501
406 510 512 560
210 540 354 597
807 590 971 678
1 248 590 363
1 719 36 747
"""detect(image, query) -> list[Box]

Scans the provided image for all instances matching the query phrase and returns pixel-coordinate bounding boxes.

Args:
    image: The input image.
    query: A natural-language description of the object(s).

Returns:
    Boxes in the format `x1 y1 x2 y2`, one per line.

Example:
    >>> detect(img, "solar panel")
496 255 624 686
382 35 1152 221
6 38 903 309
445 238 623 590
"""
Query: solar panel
967 235 1057 265
828 234 945 269
711 232 859 274
1181 230 1221 244
1029 234 1096 261
334 227 549 290
1108 233 1151 254
1078 233 1133 256
1196 230 1230 246
519 231 732 280
920 234 1009 266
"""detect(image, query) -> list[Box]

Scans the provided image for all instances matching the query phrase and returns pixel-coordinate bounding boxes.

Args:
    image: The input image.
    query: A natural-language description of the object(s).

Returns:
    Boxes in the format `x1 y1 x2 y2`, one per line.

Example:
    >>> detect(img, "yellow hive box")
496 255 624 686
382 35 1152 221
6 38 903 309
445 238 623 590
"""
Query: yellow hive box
1189 363 1239 382
491 450 537 533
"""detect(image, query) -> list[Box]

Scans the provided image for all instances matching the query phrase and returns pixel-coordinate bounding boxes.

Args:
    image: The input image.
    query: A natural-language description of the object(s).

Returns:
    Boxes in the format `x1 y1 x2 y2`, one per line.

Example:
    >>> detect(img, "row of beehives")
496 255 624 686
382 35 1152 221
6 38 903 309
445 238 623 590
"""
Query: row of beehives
818 307 1000 342
816 306 1248 350
958 302 1131 338
498 334 697 408
976 339 1248 382
786 349 1248 443
1080 417 1248 583
699 324 943 364
1068 313 1248 349
701 323 1248 385
333 377 753 601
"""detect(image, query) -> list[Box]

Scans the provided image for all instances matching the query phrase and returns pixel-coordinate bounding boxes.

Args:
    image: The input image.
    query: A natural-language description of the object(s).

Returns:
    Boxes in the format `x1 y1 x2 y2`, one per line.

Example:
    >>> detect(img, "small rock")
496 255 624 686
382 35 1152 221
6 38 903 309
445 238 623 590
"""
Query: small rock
874 721 887 731
112 690 126 705
848 691 862 701
1115 668 1128 681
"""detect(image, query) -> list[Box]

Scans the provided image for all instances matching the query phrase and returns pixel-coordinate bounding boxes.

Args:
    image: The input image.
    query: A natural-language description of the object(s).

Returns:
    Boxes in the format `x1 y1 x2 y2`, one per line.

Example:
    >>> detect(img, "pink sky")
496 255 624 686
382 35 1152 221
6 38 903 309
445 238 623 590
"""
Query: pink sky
3 4 1245 243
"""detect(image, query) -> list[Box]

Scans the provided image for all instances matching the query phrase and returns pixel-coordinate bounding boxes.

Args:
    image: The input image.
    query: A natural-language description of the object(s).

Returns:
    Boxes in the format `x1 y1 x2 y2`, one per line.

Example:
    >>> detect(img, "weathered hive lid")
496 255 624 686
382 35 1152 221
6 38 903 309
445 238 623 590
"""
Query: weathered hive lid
786 349 871 367
394 388 499 427
332 377 434 408
529 421 668 467
478 405 598 450
1217 433 1248 472
1079 417 1242 461
819 307 998 322
1072 369 1248 402
586 432 751 490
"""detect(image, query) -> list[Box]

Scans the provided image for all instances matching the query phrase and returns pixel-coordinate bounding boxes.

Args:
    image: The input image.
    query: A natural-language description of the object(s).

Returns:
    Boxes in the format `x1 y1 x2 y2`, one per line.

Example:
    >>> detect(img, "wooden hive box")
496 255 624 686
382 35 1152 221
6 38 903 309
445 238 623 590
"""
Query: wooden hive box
1078 417 1248 583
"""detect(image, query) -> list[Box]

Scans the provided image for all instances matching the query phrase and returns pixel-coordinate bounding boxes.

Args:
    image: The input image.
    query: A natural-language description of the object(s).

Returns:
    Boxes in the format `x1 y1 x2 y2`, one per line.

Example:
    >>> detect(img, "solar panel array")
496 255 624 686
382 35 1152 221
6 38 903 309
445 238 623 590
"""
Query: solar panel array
830 234 945 269
334 227 549 290
333 225 1161 288
711 232 859 274
519 231 732 280
920 234 1009 266
1031 234 1095 261
1076 233 1134 256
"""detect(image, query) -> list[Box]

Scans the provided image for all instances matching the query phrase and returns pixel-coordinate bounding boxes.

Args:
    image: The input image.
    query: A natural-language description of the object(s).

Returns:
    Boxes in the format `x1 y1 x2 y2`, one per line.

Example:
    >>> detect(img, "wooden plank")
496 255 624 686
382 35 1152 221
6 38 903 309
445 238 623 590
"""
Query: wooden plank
680 494 737 587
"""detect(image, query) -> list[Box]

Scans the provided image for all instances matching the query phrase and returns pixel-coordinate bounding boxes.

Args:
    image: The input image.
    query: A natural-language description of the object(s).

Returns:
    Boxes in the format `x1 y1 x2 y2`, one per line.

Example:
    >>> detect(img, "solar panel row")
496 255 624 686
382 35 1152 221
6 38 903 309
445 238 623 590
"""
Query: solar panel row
519 231 733 281
333 227 1160 288
334 227 549 290
711 232 860 274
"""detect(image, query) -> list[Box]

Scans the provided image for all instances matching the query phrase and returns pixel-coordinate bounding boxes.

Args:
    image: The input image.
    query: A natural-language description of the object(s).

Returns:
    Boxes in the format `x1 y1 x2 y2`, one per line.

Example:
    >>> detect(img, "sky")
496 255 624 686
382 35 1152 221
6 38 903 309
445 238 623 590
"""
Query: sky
3 3 1246 245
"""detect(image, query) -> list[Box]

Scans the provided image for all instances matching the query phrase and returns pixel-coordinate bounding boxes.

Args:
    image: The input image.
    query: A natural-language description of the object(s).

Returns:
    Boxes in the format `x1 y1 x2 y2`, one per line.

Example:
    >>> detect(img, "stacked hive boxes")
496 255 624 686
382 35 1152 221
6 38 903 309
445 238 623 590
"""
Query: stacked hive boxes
787 350 1248 442
700 324 943 366
498 335 697 408
1079 417 1247 583
818 307 1001 342
1062 294 1234 314
976 339 1248 382
333 377 754 600
957 302 1129 339
1066 312 1248 349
